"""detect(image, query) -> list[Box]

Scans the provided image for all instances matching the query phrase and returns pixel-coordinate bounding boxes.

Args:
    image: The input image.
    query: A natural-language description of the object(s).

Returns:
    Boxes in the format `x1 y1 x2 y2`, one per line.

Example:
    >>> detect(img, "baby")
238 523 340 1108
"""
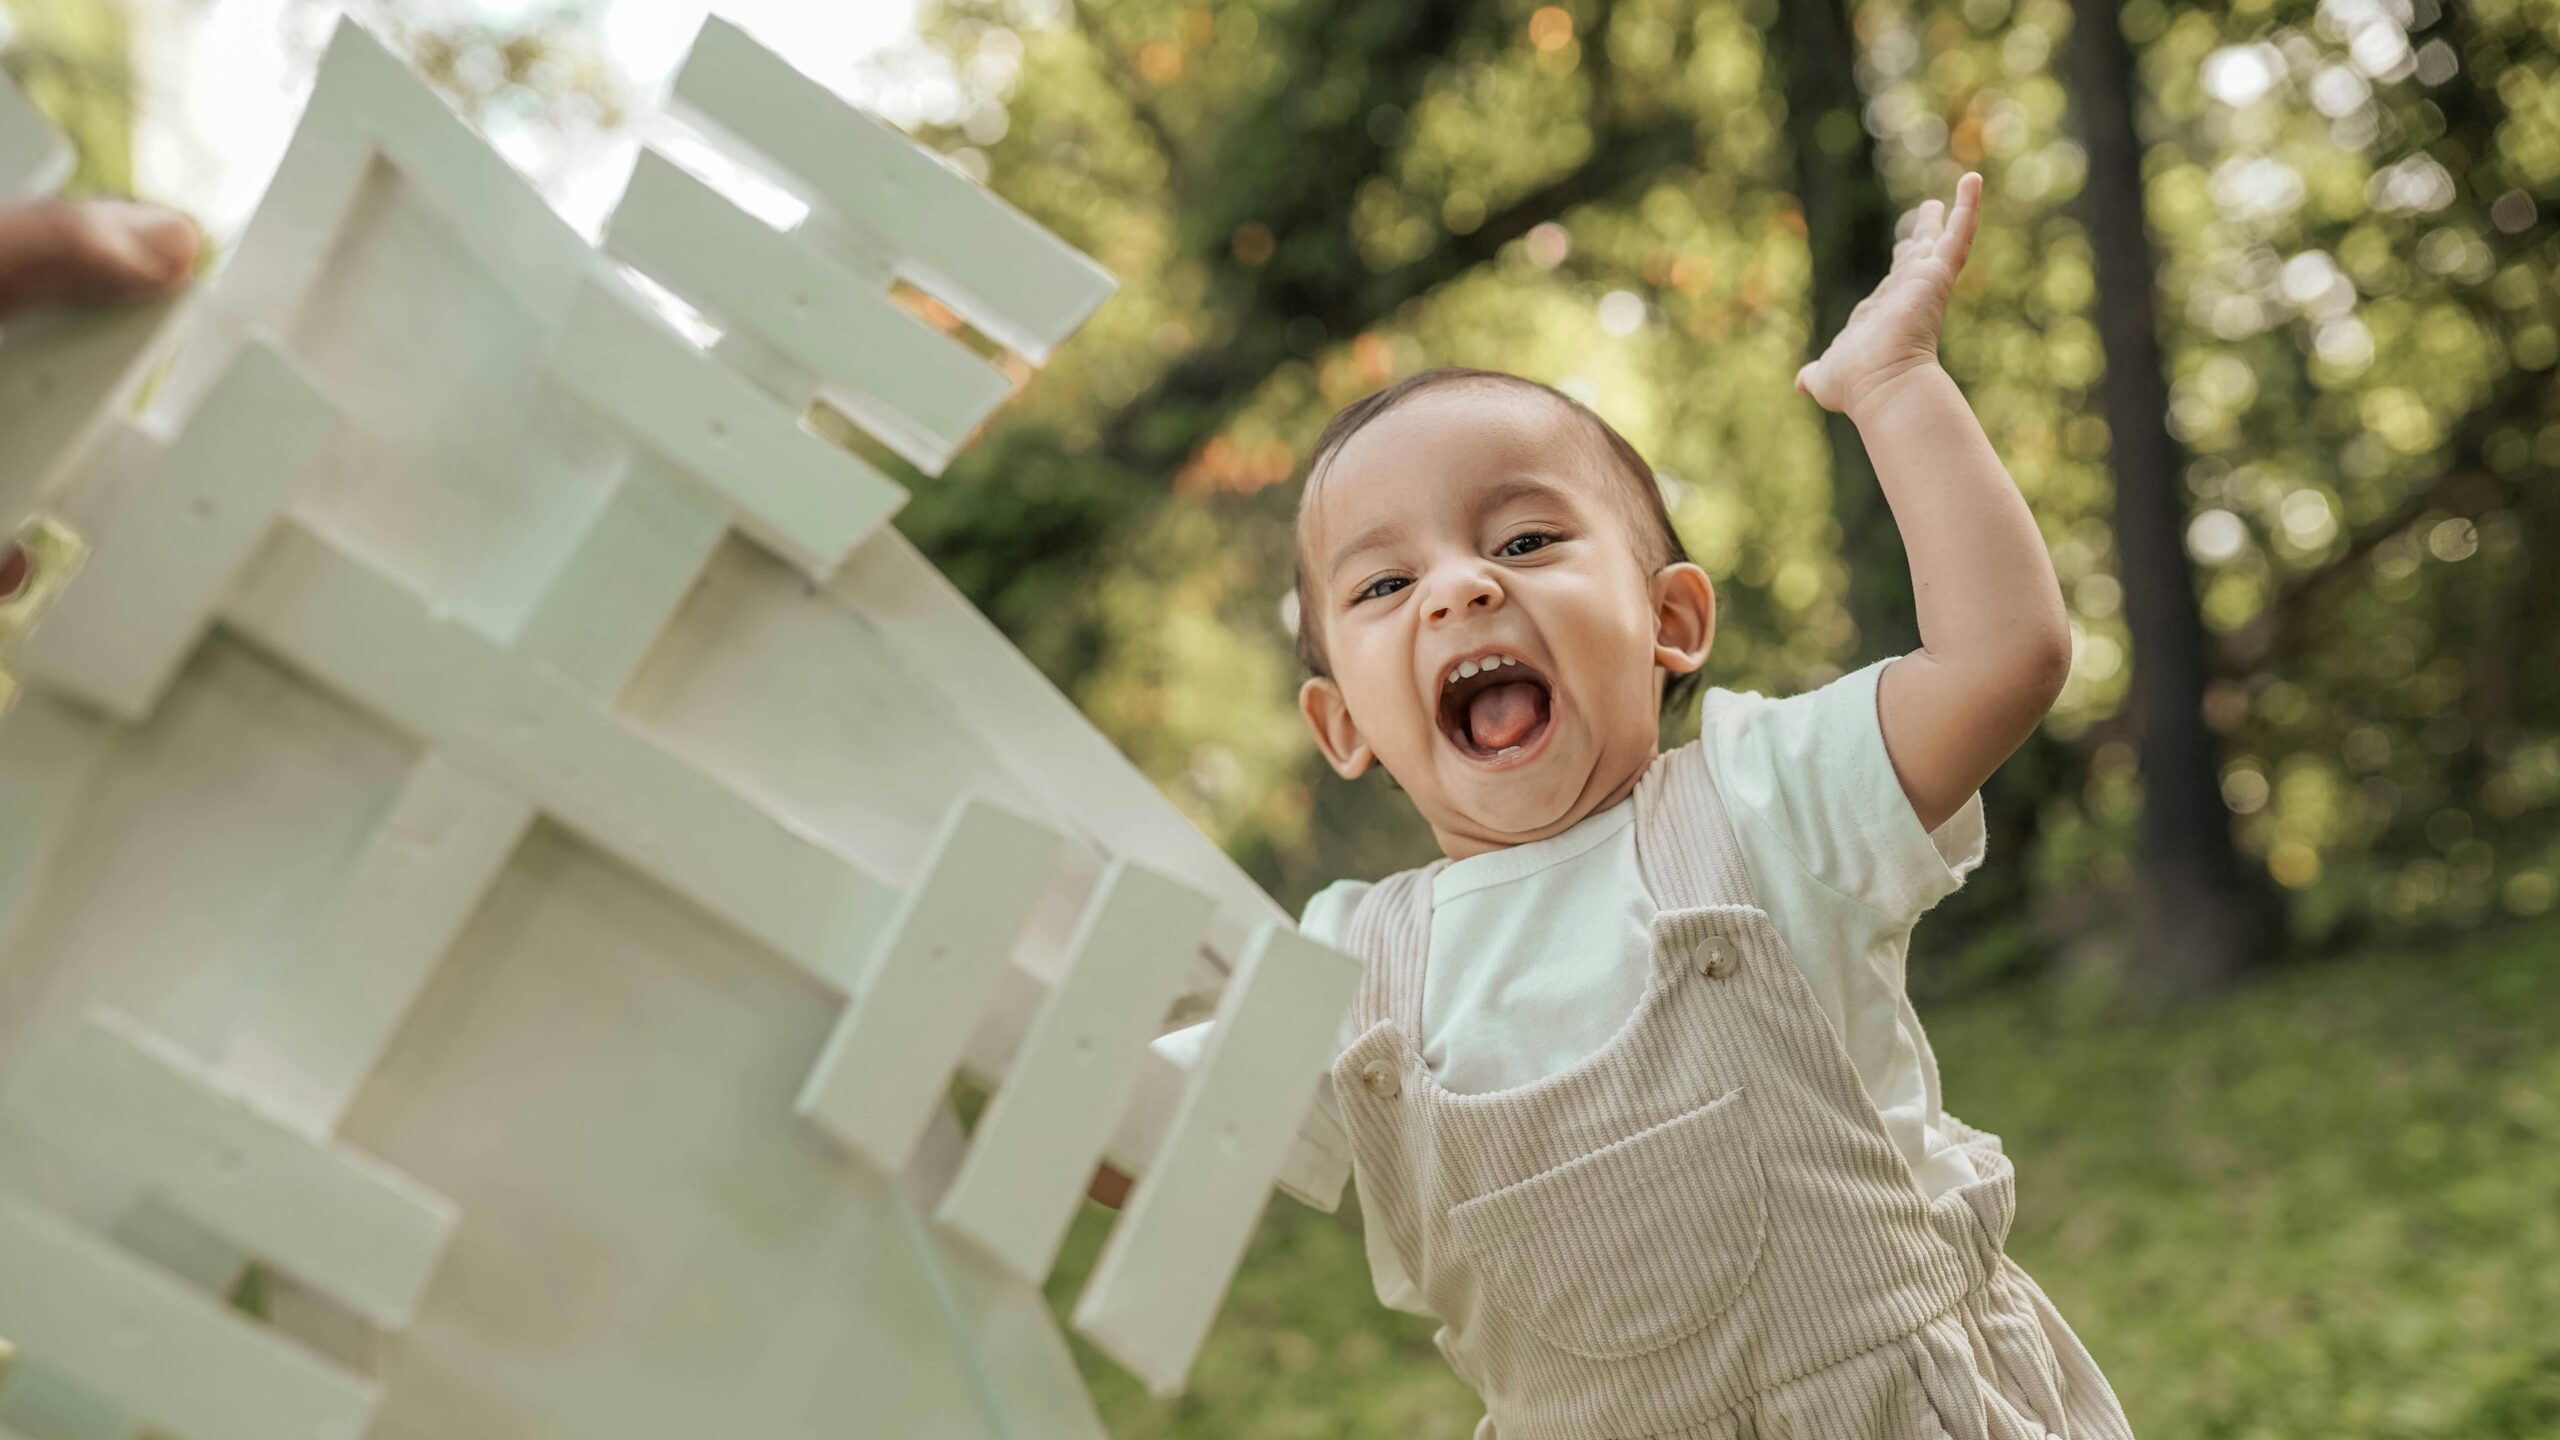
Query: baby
1110 175 2133 1439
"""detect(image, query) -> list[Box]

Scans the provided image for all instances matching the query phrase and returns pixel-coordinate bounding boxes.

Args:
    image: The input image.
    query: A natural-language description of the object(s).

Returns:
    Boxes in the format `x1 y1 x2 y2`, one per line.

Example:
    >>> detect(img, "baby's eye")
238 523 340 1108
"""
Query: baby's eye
1354 576 1409 603
1499 531 1559 557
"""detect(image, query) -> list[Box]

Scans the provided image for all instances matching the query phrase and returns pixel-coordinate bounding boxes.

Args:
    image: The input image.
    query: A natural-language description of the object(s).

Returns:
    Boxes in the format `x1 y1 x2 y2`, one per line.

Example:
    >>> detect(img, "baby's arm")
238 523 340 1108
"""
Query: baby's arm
1793 173 2071 835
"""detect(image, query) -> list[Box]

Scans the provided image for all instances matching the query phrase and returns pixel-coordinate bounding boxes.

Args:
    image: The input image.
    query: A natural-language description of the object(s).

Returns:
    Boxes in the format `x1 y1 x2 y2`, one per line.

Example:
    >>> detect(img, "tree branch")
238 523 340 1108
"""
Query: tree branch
1095 108 1700 475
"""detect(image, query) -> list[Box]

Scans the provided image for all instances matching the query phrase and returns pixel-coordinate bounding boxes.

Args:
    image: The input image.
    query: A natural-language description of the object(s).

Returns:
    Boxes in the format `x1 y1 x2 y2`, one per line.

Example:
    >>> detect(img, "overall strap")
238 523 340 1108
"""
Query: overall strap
1339 858 1447 1037
1631 734 1762 912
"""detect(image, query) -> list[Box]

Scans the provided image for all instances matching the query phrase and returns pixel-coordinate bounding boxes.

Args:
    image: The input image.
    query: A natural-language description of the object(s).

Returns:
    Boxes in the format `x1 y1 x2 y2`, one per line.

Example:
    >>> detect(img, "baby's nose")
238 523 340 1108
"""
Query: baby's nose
1428 576 1502 622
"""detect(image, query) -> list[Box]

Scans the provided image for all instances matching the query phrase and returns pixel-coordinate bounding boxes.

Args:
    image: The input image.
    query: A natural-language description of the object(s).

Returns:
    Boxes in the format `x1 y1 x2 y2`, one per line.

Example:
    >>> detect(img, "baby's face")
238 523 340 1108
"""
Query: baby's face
1298 385 1712 858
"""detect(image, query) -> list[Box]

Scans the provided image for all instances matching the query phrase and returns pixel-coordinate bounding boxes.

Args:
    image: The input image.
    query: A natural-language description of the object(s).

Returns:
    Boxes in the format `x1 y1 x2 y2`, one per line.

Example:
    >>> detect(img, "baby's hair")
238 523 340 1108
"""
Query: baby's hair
1291 366 1705 725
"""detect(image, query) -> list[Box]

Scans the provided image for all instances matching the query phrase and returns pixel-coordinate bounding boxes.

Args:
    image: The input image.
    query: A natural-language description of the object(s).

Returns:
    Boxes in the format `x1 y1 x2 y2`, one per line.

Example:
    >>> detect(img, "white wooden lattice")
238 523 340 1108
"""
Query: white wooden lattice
0 21 1358 1440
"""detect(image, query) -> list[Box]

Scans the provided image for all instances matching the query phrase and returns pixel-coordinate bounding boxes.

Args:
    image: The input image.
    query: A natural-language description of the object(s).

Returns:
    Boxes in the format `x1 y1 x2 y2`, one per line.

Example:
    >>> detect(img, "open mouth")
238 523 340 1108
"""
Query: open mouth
1436 653 1556 766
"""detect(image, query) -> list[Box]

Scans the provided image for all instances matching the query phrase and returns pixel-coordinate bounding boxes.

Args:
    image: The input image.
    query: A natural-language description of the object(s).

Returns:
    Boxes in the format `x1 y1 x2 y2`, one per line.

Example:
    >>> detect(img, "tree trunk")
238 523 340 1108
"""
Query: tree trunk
1764 0 1917 664
1765 3 2059 985
2065 0 2286 997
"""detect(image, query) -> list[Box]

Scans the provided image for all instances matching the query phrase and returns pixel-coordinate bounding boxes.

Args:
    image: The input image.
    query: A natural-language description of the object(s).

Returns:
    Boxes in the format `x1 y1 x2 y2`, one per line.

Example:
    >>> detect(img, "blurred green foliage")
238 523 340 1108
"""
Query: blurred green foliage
1048 910 2560 1438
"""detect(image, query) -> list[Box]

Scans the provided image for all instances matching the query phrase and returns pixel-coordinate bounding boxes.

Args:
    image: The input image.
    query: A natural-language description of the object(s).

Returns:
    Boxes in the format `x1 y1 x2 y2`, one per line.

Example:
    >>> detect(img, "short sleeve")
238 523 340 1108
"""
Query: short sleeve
1699 656 1986 929
1296 877 1369 951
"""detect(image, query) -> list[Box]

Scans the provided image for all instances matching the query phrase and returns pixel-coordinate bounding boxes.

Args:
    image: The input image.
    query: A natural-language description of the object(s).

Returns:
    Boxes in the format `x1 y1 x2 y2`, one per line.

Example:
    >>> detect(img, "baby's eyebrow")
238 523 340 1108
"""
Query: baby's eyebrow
1324 475 1579 577
1327 518 1409 576
1472 475 1577 515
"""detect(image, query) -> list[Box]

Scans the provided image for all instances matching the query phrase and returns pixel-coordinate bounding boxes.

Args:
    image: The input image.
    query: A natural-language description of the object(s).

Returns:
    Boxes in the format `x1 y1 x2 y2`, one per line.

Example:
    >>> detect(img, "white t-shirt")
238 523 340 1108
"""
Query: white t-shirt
1149 655 1987 1318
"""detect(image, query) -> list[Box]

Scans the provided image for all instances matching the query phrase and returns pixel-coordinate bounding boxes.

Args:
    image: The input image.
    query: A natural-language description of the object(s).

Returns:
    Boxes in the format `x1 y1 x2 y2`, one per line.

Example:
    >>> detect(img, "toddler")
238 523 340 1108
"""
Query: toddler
1127 174 2132 1440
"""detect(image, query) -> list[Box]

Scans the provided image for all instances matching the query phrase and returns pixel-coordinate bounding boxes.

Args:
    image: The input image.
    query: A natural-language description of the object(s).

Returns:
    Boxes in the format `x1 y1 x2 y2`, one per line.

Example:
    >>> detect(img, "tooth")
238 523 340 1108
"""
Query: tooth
1495 656 1514 668
1458 660 1479 678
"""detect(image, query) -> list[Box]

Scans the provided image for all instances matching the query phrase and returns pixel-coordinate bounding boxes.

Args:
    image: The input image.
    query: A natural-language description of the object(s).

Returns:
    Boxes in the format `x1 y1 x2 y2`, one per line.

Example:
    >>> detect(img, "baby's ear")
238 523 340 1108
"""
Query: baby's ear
1299 676 1375 779
1651 562 1715 676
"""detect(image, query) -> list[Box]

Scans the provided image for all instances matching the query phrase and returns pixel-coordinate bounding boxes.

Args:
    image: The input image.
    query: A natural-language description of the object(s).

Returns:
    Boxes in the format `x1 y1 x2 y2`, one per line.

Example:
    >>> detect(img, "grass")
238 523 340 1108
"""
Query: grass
1044 914 2560 1438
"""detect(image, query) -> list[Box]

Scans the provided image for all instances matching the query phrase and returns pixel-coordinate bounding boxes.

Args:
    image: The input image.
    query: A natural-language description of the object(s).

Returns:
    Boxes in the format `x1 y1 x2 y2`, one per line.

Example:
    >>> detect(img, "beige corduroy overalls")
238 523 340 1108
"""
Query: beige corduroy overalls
1325 736 2135 1440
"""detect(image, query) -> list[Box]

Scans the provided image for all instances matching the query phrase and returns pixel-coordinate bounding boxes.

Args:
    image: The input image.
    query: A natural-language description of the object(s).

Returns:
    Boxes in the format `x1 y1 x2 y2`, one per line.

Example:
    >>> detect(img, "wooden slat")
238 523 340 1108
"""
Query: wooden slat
23 342 335 720
0 71 69 201
1071 923 1359 1396
209 22 592 336
0 693 113 968
935 860 1212 1281
796 798 1068 1172
1123 1028 1353 1216
0 297 188 526
7 1012 458 1326
0 1192 377 1440
545 279 905 578
220 754 533 1134
605 150 1012 477
219 521 900 984
668 17 1115 364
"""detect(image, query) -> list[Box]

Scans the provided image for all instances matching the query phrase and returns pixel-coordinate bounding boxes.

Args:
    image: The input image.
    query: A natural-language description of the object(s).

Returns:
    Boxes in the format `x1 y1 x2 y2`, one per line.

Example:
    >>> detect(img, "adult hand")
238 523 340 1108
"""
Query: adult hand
0 196 198 325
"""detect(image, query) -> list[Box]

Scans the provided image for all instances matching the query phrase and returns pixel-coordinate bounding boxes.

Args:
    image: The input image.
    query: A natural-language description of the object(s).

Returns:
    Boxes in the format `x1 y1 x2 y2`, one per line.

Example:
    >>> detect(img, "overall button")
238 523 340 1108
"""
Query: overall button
1695 935 1741 979
1360 1059 1401 1098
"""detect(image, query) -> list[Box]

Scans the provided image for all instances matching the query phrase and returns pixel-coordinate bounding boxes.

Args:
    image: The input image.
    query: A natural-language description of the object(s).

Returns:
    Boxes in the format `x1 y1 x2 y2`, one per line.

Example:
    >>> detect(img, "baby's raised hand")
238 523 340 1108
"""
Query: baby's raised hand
1793 171 1981 422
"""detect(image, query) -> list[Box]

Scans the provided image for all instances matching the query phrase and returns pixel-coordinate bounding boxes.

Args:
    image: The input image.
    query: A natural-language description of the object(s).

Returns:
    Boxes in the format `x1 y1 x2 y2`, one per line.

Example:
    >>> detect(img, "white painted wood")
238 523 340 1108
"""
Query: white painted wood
828 527 1290 974
545 277 905 577
605 149 1013 477
797 798 1069 1170
327 825 1051 1440
0 1191 377 1440
1103 1044 1354 1215
936 859 1211 1281
219 521 900 981
4 1011 457 1326
668 16 1115 364
507 457 726 696
1072 923 1360 1396
932 1233 1115 1440
0 9 1352 1427
0 297 189 526
265 166 629 645
0 71 69 202
21 341 335 719
219 754 532 1134
209 23 591 341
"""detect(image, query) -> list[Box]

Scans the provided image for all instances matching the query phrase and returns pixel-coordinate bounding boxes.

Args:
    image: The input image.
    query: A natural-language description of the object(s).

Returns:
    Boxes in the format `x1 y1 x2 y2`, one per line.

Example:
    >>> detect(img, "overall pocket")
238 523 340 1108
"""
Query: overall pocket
1440 1086 1769 1360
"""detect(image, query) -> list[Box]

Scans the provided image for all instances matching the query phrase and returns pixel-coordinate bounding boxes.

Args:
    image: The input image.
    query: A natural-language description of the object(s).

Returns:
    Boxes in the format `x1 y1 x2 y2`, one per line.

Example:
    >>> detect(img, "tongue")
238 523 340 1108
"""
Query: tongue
1466 682 1545 751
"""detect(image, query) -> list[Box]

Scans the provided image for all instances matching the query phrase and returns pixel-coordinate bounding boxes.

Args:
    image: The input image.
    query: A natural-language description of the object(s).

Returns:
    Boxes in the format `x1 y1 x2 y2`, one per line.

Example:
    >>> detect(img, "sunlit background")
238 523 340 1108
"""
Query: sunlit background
6 0 2555 1434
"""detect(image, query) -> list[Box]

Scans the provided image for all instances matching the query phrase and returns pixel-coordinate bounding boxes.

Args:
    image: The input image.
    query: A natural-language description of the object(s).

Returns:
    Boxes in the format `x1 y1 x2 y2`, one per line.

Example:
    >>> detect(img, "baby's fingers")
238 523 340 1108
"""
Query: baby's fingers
1935 172 1983 274
1907 198 1944 258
